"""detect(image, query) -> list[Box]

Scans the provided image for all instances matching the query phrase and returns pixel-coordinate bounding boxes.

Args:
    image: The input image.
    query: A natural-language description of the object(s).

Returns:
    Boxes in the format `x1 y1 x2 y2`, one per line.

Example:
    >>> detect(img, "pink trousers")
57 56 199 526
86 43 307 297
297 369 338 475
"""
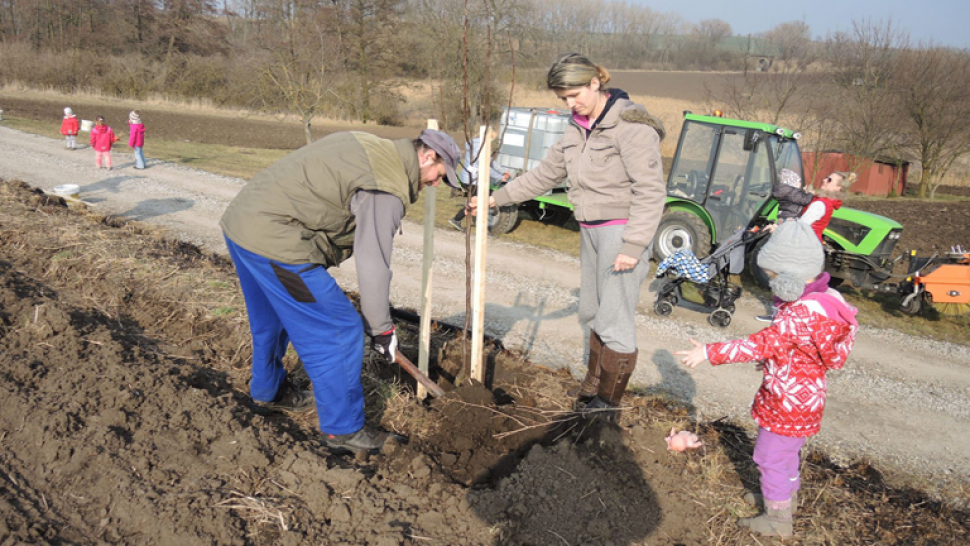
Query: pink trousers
95 151 112 169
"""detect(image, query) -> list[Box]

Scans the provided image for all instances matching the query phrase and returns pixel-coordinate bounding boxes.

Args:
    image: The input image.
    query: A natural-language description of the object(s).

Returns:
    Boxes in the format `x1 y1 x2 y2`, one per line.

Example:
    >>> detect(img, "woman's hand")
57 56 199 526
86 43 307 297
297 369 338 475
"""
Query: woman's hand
612 253 639 272
467 195 496 217
673 338 708 369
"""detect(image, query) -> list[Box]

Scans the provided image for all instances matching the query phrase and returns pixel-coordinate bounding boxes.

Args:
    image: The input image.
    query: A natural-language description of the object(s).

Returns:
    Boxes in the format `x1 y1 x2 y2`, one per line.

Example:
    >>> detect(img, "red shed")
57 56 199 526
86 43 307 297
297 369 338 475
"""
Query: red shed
802 151 909 196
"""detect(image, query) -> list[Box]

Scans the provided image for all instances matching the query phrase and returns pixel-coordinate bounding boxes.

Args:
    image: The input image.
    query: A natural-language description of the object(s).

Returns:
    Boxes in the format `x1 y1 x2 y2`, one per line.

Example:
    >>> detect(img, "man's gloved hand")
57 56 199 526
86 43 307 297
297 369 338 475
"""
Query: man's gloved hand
372 327 397 364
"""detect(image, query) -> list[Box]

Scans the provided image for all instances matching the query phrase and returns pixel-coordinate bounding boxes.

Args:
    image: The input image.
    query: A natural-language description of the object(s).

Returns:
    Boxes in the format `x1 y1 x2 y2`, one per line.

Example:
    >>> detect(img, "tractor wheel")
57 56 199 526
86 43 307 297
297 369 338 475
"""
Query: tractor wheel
653 211 712 262
478 205 519 235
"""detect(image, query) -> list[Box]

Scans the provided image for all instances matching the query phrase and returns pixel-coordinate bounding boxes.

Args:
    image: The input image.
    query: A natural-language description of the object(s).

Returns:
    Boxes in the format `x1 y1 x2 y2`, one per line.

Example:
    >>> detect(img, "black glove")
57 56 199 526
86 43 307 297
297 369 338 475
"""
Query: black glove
372 327 397 364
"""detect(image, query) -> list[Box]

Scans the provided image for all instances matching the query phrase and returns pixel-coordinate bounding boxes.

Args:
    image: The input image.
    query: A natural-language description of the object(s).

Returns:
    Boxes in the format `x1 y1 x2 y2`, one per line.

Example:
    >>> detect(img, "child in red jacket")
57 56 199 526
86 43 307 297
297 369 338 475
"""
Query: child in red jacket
801 171 857 241
60 107 79 150
676 219 858 538
90 115 119 170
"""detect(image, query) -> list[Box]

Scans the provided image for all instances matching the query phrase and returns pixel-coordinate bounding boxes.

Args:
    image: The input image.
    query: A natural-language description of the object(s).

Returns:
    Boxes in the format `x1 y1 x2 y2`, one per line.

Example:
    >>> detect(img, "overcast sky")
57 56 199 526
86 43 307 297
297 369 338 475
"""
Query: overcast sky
636 0 970 49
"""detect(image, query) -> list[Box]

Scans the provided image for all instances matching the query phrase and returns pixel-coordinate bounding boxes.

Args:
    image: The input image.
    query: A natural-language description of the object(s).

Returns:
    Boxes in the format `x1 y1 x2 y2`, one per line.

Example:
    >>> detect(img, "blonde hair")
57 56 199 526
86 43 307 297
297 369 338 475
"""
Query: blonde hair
546 53 611 90
832 171 857 190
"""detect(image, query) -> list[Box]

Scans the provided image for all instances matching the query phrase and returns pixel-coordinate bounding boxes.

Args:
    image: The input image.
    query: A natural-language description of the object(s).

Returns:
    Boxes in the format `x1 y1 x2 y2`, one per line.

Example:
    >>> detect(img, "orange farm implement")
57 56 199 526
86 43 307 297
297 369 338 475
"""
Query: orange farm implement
899 246 970 316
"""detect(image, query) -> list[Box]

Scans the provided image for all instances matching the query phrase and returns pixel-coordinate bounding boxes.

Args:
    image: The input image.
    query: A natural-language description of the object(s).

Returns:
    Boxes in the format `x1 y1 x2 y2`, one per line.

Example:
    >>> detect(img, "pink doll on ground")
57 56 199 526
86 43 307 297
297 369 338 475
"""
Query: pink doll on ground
90 115 119 170
665 428 703 452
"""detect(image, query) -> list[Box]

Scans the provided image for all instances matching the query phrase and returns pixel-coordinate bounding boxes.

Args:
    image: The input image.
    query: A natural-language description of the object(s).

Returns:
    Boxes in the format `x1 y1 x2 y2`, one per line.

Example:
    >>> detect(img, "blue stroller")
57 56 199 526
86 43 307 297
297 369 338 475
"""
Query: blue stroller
653 227 769 327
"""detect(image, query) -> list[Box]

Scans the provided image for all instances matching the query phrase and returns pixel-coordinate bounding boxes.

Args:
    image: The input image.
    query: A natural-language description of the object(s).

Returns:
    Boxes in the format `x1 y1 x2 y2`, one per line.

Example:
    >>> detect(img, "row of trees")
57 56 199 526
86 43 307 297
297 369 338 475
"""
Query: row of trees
0 0 761 135
2 0 969 194
712 20 970 198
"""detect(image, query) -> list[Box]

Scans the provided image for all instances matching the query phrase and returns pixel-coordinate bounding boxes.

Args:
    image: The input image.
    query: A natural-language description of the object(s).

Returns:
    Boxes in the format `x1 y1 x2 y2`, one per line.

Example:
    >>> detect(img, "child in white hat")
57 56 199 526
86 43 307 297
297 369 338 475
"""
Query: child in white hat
128 111 146 169
675 219 858 538
60 107 79 150
772 168 814 222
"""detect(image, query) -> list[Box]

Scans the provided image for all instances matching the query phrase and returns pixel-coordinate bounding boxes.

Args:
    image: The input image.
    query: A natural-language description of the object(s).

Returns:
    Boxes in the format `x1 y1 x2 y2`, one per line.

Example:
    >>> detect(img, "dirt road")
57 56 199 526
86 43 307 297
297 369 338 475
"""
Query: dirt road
2 125 968 495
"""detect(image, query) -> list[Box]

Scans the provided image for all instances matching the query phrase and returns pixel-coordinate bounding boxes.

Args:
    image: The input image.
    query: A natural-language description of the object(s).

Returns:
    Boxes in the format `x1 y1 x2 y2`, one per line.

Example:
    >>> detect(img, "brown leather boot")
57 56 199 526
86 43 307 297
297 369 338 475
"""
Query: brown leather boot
583 344 638 420
567 330 604 400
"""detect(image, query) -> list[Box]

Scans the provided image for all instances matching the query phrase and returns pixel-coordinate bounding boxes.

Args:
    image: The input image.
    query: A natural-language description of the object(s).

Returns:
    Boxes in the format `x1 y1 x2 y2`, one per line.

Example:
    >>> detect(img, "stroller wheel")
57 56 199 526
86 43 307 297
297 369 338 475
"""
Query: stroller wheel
708 309 732 328
724 304 736 314
655 301 674 317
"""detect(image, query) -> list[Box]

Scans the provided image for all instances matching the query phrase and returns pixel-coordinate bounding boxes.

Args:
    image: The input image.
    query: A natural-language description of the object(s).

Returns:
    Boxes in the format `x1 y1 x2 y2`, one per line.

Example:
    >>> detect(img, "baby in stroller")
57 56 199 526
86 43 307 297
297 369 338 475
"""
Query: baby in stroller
654 226 769 327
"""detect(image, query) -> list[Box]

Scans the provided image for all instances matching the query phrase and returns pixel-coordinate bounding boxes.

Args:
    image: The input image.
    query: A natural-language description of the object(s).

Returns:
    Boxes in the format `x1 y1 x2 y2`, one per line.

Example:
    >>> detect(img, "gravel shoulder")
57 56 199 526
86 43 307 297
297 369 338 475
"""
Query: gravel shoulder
3 125 969 498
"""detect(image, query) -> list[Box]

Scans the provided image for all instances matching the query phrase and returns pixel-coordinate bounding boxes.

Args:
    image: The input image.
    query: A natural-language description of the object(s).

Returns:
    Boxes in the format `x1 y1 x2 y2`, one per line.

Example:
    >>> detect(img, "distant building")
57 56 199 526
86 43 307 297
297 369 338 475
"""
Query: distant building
802 151 910 197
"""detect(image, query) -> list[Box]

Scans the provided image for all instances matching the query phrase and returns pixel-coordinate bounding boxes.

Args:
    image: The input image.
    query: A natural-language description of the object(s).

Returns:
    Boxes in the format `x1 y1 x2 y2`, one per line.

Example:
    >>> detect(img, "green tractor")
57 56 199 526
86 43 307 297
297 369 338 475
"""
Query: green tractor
491 110 903 290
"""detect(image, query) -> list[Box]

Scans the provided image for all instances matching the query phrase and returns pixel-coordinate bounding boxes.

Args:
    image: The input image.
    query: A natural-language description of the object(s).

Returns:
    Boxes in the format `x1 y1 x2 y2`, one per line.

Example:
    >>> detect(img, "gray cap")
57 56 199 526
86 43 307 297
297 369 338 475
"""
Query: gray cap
418 129 461 188
757 220 825 301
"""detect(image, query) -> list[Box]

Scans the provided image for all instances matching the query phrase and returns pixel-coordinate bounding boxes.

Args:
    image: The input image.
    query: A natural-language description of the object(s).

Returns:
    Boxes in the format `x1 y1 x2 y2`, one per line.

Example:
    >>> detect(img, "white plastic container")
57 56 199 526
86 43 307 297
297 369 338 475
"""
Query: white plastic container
52 184 80 199
497 107 571 187
80 119 94 132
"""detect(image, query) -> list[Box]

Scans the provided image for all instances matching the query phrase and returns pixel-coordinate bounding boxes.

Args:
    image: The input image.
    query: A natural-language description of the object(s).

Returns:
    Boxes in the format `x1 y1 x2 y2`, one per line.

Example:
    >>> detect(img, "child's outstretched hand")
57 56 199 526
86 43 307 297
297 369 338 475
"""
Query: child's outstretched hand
674 338 708 369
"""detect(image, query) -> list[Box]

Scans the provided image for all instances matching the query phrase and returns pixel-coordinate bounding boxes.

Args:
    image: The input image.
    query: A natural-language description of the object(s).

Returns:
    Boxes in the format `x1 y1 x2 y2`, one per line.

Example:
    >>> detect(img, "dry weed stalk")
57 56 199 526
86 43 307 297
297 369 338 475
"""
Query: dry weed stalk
216 491 289 532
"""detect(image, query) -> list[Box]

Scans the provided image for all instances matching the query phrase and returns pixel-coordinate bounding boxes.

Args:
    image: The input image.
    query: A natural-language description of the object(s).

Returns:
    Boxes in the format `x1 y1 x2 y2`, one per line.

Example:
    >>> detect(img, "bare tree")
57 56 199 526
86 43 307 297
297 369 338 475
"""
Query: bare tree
696 18 732 50
250 0 344 144
822 19 909 175
709 21 820 127
892 45 970 198
330 0 405 124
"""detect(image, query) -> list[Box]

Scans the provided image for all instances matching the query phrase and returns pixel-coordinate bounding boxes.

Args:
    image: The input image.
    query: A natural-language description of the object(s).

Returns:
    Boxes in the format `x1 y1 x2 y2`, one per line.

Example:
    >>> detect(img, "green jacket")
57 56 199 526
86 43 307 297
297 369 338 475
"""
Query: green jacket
221 132 421 267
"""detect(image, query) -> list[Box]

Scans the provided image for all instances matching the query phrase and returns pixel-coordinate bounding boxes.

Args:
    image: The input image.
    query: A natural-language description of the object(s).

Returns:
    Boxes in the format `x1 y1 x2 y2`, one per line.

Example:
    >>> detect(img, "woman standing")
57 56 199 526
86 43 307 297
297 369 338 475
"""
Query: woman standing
471 53 667 415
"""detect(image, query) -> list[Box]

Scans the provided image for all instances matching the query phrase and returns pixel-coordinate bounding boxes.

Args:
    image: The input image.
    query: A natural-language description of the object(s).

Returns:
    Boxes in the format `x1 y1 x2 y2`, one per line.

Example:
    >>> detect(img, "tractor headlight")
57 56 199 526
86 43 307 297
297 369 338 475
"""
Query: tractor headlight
793 132 802 140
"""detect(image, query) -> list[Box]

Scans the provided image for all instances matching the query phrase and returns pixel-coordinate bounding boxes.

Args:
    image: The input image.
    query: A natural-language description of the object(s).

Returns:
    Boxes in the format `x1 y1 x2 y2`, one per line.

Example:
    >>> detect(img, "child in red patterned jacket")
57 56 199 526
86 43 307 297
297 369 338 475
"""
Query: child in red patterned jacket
676 218 858 538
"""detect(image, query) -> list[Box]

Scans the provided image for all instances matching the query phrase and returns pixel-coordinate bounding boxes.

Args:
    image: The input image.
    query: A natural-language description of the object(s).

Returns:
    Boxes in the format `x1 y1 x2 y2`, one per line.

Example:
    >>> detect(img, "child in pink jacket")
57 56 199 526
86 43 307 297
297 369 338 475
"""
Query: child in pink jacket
128 110 146 169
676 219 857 538
60 107 79 150
90 115 119 169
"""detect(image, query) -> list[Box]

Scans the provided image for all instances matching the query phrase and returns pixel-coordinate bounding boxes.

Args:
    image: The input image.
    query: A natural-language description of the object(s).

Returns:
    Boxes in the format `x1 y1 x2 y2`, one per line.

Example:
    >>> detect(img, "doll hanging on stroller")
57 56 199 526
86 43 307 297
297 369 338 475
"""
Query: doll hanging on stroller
653 226 769 327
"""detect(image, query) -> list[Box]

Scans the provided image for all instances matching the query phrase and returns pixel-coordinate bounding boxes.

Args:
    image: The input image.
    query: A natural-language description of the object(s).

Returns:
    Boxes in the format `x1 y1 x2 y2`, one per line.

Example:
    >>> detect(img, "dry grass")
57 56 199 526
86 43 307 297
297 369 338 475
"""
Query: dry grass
631 394 970 545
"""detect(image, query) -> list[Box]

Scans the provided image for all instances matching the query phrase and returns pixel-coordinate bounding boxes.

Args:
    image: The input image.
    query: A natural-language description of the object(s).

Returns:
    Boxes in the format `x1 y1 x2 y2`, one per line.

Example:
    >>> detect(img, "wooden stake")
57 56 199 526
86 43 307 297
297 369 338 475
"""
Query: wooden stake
471 125 490 383
417 118 439 398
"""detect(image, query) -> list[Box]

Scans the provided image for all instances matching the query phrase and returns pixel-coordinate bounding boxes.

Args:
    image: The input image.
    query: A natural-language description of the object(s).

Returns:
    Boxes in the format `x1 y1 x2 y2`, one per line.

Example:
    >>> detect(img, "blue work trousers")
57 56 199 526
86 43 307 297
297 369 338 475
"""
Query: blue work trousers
225 235 365 435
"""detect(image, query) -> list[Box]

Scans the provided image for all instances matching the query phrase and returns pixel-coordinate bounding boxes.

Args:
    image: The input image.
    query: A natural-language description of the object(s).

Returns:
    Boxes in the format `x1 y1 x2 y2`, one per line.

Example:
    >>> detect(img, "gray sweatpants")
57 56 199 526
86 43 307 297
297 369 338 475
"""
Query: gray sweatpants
578 224 652 354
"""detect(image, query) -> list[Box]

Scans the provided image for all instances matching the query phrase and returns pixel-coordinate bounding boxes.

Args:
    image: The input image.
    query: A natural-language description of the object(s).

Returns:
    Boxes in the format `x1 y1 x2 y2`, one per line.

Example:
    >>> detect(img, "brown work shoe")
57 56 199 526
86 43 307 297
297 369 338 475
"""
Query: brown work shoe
255 381 314 413
322 426 391 455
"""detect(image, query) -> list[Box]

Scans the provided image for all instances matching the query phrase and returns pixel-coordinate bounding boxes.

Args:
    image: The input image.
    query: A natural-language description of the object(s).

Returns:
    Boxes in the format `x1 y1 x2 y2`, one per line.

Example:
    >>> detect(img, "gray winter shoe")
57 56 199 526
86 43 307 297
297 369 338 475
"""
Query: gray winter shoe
743 489 798 514
738 499 794 537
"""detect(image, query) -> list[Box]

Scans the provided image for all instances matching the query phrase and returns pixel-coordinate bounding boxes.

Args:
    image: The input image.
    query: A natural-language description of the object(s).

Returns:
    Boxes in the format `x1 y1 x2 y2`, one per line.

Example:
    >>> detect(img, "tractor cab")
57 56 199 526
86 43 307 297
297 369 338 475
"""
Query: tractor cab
659 112 803 258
